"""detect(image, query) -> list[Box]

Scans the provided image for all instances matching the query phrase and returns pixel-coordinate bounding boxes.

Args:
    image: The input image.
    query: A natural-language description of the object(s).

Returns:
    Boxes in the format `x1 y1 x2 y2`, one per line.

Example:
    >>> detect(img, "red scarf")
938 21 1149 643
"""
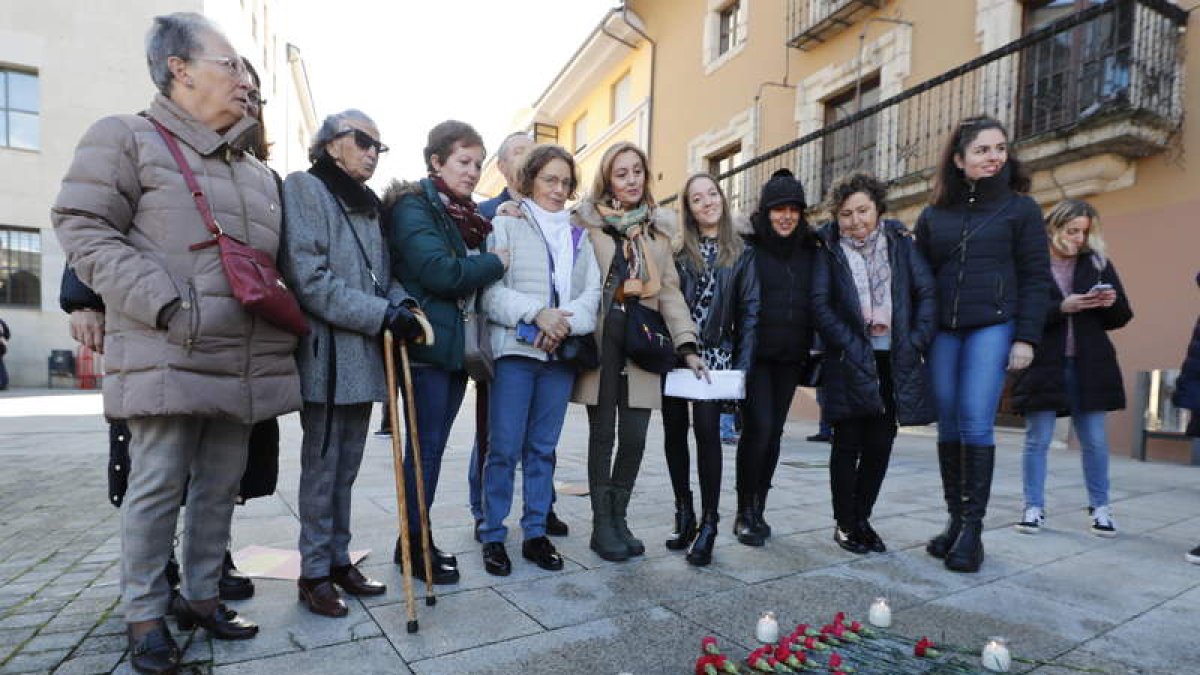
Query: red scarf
432 176 491 250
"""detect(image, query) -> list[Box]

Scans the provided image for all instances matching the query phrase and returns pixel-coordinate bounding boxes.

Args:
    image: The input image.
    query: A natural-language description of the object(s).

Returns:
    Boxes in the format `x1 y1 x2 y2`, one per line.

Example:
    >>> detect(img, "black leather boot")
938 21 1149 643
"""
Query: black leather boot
753 489 772 539
609 486 645 557
945 445 994 573
686 510 719 566
926 441 964 559
664 492 696 551
219 550 254 601
589 484 629 562
733 491 763 547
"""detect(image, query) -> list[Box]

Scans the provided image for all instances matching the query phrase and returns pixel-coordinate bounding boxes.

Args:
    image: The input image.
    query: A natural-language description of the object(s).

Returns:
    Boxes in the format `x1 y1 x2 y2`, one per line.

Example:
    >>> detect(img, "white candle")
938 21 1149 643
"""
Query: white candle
755 611 779 643
868 597 892 628
981 638 1012 672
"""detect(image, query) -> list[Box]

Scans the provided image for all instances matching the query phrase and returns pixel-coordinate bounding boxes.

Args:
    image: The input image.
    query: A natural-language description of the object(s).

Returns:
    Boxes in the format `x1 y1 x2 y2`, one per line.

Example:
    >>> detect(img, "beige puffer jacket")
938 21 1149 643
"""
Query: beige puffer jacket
51 95 301 422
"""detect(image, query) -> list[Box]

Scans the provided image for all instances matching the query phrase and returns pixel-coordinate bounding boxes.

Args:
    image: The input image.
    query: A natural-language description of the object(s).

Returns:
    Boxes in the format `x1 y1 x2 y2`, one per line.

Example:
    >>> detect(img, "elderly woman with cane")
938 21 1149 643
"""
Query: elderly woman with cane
281 110 423 618
53 13 301 673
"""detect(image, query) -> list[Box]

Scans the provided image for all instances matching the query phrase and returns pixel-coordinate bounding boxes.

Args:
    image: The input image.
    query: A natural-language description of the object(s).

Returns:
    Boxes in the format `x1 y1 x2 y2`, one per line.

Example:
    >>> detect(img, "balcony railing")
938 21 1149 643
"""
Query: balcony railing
787 0 883 50
694 0 1187 216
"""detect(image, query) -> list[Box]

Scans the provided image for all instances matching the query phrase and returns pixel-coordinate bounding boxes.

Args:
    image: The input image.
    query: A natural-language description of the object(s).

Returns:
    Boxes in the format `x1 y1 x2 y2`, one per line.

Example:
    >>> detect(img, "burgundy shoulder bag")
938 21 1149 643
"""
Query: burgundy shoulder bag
149 118 308 336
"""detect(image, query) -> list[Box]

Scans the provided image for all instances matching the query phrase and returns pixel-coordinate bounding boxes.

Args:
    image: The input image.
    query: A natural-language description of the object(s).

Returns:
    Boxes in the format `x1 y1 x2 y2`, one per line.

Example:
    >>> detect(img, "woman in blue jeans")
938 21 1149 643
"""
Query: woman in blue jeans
478 144 600 576
1010 199 1132 538
384 120 508 584
914 116 1051 573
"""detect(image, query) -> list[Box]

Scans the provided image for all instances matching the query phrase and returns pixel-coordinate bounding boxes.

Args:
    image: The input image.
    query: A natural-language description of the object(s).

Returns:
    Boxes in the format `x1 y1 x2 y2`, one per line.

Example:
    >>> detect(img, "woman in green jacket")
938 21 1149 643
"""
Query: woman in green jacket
383 120 508 584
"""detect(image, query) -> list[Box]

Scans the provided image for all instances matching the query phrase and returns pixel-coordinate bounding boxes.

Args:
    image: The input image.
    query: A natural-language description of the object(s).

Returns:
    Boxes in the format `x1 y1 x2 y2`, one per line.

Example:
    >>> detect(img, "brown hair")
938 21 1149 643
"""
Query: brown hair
589 141 655 208
930 115 1029 207
826 172 888 217
423 120 485 173
515 144 578 200
679 173 743 270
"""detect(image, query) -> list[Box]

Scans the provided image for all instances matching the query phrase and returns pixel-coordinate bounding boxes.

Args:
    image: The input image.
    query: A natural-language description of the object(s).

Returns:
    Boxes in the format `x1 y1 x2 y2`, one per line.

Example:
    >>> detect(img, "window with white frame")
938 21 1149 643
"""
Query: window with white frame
611 72 632 124
707 143 744 215
572 114 588 153
718 2 744 57
0 226 41 306
1 69 40 151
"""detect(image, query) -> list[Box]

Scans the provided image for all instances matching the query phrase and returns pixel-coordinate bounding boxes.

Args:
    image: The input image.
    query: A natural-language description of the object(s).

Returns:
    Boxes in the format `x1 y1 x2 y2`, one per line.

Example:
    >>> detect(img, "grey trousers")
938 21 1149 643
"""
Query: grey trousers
122 416 251 622
298 403 371 579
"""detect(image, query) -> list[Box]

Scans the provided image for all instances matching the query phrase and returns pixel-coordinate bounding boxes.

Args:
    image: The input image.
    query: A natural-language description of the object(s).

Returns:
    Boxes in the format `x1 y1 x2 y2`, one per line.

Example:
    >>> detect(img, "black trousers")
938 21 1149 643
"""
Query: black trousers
586 307 651 492
736 359 803 494
829 351 897 528
662 397 723 511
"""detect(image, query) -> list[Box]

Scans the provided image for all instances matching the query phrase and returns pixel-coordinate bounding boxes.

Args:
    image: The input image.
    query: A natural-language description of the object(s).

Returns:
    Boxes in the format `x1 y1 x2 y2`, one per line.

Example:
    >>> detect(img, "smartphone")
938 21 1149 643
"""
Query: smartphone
516 321 540 344
1088 283 1114 294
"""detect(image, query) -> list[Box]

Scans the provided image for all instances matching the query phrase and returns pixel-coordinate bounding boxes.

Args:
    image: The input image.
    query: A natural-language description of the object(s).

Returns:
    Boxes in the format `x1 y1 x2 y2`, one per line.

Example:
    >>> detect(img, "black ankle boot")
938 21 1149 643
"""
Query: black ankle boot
753 490 771 539
733 491 763 547
219 550 254 601
665 492 696 551
686 510 719 566
926 441 963 559
945 445 994 573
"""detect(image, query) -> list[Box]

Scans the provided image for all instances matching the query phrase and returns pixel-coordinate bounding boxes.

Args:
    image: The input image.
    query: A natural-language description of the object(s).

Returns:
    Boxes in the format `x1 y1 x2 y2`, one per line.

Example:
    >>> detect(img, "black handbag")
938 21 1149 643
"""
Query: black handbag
558 333 599 370
623 298 677 375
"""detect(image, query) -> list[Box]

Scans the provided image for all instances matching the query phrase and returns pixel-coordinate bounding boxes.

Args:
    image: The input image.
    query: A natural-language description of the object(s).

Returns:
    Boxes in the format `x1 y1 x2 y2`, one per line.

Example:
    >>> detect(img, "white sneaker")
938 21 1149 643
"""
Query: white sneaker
1089 505 1117 538
1015 506 1044 534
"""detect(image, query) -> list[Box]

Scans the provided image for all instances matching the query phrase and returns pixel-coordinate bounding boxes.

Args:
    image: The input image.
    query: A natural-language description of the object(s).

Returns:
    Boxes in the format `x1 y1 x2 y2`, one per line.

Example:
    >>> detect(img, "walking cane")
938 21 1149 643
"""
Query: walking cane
383 330 420 633
398 337 438 607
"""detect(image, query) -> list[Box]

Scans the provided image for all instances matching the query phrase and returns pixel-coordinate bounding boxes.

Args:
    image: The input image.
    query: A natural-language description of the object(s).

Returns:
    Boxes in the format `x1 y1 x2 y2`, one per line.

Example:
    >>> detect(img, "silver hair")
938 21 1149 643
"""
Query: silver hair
497 131 533 164
145 13 222 96
308 109 377 163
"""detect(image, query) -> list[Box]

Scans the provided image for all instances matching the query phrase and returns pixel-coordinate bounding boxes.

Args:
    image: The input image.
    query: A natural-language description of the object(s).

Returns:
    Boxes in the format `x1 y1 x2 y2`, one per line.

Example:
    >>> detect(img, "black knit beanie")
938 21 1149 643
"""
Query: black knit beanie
758 168 807 211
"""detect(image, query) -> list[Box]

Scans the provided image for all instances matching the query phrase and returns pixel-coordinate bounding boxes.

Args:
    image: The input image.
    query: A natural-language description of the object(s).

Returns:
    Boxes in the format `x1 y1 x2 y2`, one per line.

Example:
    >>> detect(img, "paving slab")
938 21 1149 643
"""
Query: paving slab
373 587 542 661
213 638 410 675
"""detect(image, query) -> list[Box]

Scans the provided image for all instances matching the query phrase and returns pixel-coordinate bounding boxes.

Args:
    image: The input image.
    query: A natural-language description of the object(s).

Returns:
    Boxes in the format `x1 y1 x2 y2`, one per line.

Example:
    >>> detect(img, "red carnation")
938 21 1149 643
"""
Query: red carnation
914 636 941 658
849 621 862 633
829 652 843 669
702 636 720 655
695 654 720 675
714 654 740 674
748 650 774 672
834 611 846 626
804 636 829 651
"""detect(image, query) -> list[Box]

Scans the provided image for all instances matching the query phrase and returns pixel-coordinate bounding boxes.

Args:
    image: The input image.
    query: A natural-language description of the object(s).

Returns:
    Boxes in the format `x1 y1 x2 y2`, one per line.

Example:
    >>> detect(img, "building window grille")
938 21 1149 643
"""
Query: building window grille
0 226 41 307
1 69 40 151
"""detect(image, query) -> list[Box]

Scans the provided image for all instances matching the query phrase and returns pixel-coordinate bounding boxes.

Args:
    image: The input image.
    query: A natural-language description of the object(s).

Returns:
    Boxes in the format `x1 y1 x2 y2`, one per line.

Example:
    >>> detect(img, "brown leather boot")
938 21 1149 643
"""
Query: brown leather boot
297 577 348 618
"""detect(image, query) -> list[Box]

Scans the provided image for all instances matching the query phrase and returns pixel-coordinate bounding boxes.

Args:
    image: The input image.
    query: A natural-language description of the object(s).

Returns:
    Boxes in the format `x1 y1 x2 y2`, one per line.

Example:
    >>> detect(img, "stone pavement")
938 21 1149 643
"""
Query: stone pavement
0 388 1197 675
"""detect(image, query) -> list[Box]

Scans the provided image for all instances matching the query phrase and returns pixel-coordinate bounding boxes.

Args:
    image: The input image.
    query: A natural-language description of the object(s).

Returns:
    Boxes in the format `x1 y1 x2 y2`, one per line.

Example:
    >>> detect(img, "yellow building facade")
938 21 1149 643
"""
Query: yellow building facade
490 0 1198 461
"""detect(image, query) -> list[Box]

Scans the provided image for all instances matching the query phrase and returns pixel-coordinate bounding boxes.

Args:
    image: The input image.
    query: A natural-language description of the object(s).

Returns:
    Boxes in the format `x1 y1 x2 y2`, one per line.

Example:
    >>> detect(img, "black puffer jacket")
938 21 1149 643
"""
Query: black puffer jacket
914 167 1051 345
746 215 818 364
1171 271 1200 413
1010 253 1132 414
676 245 760 371
813 220 937 425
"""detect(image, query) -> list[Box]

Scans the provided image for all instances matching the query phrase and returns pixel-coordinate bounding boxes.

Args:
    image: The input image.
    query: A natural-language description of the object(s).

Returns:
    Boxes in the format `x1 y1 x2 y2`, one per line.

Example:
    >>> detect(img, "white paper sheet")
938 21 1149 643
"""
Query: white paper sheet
663 369 745 400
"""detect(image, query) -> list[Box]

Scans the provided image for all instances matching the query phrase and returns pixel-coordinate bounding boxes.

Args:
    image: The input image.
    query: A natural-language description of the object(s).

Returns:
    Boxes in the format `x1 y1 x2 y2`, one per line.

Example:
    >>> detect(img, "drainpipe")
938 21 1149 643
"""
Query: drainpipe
616 2 656 166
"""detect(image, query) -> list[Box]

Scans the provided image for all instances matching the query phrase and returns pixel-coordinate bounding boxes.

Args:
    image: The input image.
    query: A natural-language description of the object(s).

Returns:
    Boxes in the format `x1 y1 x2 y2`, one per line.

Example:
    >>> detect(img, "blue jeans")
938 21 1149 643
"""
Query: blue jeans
481 356 575 543
1022 359 1111 509
929 321 1014 446
468 382 488 522
402 366 468 538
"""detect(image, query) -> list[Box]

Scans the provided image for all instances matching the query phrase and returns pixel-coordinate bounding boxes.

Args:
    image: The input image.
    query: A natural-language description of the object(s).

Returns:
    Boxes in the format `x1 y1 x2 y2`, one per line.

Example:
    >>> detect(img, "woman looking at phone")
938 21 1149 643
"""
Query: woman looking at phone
1010 199 1132 538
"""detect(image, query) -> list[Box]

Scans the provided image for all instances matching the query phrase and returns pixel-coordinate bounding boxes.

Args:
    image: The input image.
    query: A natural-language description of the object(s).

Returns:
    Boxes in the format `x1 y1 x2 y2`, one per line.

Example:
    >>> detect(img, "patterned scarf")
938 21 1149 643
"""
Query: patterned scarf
596 202 661 299
840 226 892 336
432 175 491 249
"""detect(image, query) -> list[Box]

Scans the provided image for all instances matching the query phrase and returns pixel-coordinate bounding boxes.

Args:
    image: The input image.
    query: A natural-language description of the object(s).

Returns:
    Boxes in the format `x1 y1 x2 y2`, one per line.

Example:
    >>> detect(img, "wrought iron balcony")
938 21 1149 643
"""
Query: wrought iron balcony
787 0 883 50
709 0 1187 216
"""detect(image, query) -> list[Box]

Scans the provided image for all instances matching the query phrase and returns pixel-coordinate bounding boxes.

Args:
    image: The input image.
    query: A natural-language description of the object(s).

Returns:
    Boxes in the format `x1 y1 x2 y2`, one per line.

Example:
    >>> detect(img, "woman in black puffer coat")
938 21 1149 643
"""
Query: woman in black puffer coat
734 169 819 547
662 172 759 567
812 173 936 556
1010 199 1132 539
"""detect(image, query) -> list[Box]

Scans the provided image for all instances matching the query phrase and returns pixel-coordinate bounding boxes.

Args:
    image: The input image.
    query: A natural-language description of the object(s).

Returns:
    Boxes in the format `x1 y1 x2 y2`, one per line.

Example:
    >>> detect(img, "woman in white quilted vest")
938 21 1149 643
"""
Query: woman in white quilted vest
51 13 300 674
478 144 601 576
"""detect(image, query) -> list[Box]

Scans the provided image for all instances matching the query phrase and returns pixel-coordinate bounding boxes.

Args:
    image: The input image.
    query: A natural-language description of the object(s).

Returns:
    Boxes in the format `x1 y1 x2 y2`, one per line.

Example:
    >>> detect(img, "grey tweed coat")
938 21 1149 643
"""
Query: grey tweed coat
281 164 411 405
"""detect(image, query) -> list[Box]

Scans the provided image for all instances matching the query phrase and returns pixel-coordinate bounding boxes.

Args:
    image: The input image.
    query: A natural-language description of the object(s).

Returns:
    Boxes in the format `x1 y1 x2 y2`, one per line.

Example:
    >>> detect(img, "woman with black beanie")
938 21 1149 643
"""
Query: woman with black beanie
733 169 818 546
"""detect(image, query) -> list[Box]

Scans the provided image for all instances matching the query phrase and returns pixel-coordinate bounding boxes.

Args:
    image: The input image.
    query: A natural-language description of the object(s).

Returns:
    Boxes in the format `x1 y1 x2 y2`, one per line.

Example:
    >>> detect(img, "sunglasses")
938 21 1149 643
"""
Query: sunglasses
335 128 388 154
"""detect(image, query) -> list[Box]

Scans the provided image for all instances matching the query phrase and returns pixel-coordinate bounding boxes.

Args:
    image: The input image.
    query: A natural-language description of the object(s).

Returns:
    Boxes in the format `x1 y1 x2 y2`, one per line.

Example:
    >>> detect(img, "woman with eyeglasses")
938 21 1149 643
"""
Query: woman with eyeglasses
571 141 704 563
52 13 301 673
915 116 1051 573
280 110 421 617
384 120 509 585
476 144 601 576
661 173 758 566
812 173 936 555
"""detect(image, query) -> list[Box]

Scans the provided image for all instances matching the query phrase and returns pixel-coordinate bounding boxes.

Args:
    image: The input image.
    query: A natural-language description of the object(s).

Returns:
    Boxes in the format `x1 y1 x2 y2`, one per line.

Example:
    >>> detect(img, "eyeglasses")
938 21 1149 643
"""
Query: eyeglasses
536 174 573 190
334 128 388 154
192 55 247 77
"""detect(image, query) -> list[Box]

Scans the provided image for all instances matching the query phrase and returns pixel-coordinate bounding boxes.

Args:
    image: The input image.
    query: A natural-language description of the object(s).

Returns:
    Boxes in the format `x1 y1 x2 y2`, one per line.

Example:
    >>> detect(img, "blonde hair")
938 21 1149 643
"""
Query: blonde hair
679 173 743 270
1045 198 1107 261
590 141 656 209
